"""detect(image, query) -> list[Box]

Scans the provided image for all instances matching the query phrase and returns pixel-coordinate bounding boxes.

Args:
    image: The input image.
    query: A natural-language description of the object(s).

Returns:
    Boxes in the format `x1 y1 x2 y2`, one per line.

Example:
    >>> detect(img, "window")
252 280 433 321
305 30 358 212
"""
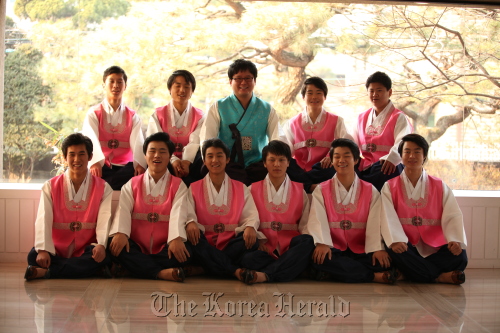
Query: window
3 0 499 190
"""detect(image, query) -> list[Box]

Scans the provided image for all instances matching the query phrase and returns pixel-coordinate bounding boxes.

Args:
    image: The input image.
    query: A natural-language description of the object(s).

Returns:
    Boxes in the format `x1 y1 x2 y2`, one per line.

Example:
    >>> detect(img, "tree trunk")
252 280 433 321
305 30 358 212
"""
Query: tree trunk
274 66 306 105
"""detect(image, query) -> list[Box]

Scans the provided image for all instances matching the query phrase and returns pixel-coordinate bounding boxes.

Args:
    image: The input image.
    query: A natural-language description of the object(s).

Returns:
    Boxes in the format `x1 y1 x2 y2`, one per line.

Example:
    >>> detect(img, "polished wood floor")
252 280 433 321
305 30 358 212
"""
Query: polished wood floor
1 263 499 332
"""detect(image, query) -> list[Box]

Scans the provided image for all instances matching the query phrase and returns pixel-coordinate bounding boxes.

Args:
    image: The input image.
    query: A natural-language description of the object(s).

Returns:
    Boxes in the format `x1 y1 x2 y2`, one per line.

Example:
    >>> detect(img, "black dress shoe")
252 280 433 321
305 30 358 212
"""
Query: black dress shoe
101 265 113 279
382 268 397 284
25 266 50 280
24 265 37 281
171 267 185 282
243 270 258 285
451 270 466 285
309 267 331 281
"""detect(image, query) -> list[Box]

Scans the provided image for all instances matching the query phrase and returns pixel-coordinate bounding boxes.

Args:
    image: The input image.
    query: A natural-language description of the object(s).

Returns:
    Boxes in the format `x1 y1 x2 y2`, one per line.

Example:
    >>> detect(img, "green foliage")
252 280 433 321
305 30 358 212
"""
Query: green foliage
13 0 130 28
3 44 58 179
72 0 131 29
15 0 74 21
5 16 15 29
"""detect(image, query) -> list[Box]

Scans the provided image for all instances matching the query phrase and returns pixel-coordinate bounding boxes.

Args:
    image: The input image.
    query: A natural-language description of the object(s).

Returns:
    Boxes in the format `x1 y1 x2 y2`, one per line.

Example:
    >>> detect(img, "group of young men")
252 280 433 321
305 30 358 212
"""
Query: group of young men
25 59 467 285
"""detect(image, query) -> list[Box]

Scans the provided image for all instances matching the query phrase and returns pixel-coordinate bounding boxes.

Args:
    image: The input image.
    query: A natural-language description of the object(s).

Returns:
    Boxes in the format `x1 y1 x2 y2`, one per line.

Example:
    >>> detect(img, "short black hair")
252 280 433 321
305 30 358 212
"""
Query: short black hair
228 59 258 80
143 132 175 156
262 140 292 162
103 66 127 84
202 138 230 159
301 77 328 98
398 134 429 160
365 71 392 90
62 133 93 159
167 70 196 92
329 138 360 161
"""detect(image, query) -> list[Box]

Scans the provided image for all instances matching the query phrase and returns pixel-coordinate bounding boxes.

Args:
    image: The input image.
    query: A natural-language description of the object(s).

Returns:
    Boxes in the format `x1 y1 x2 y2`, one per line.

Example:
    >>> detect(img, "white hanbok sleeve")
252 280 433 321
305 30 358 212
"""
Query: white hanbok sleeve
267 107 282 141
303 186 334 247
298 189 311 234
146 111 162 137
168 182 197 243
281 120 296 155
82 108 105 167
235 185 265 239
441 182 467 248
34 181 56 255
380 182 408 248
364 186 385 253
130 113 147 169
183 113 206 162
334 116 354 142
95 183 114 248
380 113 412 166
185 188 206 234
199 102 220 145
109 180 134 237
351 115 361 147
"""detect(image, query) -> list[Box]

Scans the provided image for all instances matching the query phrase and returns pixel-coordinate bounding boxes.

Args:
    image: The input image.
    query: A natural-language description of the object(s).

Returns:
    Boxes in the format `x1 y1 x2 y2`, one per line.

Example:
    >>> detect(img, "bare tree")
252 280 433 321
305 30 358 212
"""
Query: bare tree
351 6 500 143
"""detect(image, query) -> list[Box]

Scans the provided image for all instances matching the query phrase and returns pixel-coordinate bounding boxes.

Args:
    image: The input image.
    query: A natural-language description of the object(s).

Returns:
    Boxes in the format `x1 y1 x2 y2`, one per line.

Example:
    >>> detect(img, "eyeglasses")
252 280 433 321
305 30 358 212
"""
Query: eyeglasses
231 77 254 83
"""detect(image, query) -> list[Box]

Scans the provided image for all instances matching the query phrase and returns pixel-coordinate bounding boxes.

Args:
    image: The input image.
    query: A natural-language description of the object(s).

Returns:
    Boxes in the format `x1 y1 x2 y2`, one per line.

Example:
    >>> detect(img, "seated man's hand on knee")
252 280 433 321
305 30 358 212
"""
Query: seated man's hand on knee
448 241 462 255
186 222 200 245
92 244 106 263
243 227 257 249
109 233 129 256
36 250 51 268
390 242 408 254
168 237 190 263
312 244 331 265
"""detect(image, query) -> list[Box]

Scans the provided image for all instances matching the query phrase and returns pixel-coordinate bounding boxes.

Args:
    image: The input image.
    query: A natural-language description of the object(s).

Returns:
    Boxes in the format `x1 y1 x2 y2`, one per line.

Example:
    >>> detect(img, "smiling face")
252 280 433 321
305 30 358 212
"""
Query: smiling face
65 144 91 177
332 146 358 176
303 84 326 110
367 82 392 112
230 69 255 101
263 152 289 181
170 75 193 107
104 73 126 101
401 141 425 172
145 141 171 175
204 146 230 177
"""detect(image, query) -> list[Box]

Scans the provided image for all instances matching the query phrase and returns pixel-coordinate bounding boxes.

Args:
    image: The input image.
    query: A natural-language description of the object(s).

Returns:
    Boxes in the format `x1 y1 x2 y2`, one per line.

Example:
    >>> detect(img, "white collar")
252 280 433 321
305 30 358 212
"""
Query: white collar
333 173 359 205
206 173 229 206
65 170 90 203
144 169 170 197
170 101 191 128
401 169 427 200
265 174 289 205
102 99 125 124
368 100 393 126
303 108 324 125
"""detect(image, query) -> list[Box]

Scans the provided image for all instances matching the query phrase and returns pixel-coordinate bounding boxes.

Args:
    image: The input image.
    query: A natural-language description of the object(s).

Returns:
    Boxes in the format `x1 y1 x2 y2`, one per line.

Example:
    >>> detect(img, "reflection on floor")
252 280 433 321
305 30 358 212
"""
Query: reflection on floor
1 263 499 333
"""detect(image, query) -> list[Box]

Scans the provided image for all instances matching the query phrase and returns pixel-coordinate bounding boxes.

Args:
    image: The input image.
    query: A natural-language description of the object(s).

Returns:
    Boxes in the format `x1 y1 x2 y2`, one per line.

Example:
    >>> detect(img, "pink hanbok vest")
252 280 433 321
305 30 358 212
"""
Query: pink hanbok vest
289 112 339 171
321 178 372 254
190 178 245 250
356 106 403 171
155 105 203 158
130 173 182 255
388 175 447 248
94 104 135 166
50 174 105 258
251 180 303 258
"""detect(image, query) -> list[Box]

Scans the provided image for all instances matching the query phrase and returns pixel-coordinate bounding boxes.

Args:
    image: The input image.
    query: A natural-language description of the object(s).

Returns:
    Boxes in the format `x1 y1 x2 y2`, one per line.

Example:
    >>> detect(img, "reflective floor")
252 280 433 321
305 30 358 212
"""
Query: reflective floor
1 263 499 332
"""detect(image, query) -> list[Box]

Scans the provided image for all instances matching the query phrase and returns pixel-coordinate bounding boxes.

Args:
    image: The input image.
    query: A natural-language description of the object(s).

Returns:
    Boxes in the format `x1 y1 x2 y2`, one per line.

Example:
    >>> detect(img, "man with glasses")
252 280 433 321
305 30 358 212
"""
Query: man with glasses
200 59 281 185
